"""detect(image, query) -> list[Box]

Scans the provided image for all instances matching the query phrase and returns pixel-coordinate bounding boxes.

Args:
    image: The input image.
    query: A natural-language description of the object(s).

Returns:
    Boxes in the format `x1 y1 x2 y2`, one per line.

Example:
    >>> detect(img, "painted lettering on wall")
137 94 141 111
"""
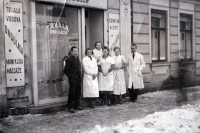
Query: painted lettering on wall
4 2 25 87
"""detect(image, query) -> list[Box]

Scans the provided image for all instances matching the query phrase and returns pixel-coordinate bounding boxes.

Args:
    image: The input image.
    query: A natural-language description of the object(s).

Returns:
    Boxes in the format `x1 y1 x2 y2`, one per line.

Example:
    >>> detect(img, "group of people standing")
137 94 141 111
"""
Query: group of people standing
64 42 145 113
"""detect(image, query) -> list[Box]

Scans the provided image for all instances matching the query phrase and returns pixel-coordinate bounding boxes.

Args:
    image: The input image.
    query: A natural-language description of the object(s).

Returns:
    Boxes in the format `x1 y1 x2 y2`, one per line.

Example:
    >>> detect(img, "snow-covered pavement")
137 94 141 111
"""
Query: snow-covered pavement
0 86 200 133
85 104 200 133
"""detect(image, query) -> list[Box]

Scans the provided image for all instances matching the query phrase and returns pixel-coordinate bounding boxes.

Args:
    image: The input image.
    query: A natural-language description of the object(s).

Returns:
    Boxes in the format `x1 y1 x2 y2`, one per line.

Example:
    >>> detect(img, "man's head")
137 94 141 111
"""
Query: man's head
71 46 79 57
131 43 137 53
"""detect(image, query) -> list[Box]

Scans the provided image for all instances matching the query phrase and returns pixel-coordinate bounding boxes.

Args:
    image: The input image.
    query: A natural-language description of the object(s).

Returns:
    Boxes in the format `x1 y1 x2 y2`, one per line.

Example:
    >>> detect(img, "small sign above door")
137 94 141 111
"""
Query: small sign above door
33 0 108 10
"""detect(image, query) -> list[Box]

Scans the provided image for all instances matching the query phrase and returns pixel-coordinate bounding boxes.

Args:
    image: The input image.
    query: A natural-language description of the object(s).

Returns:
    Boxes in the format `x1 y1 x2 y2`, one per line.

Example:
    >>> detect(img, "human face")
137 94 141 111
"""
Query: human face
71 48 79 57
87 50 92 57
131 46 137 53
103 49 109 57
96 43 102 50
114 49 120 56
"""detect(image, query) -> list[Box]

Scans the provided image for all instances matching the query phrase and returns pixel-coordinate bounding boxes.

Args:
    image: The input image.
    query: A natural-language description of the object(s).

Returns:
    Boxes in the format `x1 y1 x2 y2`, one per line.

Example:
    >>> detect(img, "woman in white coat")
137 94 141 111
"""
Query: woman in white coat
112 47 127 104
82 48 99 108
127 44 145 102
93 41 103 62
98 46 115 106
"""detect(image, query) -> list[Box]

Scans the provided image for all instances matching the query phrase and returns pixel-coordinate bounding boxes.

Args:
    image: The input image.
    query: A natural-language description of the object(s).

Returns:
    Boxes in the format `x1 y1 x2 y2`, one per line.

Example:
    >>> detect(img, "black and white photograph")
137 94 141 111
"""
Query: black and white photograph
0 0 200 132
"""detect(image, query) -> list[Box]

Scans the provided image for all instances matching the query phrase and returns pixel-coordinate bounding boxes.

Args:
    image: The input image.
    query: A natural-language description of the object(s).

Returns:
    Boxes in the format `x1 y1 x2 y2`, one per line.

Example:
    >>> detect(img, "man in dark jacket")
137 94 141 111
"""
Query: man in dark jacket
64 46 84 113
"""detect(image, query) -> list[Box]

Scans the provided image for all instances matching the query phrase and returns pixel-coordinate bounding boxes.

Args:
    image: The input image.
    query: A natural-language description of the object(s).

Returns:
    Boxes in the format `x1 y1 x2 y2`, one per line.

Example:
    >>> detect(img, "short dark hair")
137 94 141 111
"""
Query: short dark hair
94 41 102 48
113 46 120 51
131 43 137 48
85 48 93 55
71 46 78 51
102 46 110 53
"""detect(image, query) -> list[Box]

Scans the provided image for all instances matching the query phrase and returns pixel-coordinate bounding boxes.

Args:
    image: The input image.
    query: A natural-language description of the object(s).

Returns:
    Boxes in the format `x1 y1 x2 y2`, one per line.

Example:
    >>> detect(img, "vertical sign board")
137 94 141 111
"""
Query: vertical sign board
4 2 25 87
109 13 120 56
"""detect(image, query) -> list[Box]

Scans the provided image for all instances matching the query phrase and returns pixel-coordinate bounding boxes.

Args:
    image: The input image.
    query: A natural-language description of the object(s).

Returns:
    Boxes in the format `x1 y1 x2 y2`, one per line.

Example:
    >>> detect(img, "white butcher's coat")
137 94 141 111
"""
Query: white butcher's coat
93 49 102 61
127 52 145 89
98 56 115 91
82 56 99 97
113 55 126 95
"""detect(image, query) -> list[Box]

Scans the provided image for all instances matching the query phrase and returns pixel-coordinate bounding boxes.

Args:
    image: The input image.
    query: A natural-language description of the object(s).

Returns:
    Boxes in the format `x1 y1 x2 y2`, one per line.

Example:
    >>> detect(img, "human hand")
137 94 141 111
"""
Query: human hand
92 75 97 80
137 71 142 76
103 71 108 76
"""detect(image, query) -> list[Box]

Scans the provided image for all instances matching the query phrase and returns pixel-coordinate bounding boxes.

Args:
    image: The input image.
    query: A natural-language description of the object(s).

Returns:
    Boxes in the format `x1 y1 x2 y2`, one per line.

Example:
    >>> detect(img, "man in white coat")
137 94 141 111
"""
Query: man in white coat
127 43 145 102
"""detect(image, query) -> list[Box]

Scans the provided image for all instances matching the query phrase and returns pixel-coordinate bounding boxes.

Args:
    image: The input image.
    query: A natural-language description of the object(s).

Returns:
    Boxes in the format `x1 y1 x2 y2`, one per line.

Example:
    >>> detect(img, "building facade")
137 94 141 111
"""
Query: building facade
0 0 200 116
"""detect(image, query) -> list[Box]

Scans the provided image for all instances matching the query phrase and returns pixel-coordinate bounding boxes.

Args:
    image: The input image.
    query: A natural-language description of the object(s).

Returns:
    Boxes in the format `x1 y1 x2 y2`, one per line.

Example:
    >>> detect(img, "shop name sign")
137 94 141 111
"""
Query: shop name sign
4 2 25 87
66 0 107 9
34 0 107 10
47 22 69 35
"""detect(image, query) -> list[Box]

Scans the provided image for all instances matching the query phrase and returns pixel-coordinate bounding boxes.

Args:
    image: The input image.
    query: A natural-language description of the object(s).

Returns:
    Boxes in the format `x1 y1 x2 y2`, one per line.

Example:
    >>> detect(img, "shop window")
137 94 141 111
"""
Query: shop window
180 13 192 60
35 3 79 100
151 10 167 62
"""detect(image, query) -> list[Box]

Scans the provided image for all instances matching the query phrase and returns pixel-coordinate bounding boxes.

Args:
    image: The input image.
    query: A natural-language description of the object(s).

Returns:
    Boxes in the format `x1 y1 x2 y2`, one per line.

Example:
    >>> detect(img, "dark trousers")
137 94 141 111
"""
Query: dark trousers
100 91 112 105
128 85 139 101
67 79 81 109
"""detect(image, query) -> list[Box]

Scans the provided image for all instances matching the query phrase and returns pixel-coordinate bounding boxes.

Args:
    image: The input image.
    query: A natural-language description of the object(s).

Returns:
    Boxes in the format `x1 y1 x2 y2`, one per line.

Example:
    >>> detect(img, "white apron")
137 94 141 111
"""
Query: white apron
93 49 102 61
82 56 99 97
127 52 145 89
98 56 115 91
113 55 126 95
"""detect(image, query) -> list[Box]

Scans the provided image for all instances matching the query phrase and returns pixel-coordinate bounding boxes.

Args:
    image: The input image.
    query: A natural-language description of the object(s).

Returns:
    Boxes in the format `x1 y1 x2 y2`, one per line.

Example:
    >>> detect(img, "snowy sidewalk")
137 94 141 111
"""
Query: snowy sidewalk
0 86 200 133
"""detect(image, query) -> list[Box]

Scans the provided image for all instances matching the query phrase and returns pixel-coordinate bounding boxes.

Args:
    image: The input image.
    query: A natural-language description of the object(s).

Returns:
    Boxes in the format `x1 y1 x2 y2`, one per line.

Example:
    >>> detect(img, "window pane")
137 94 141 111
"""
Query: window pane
36 4 79 100
180 32 186 59
160 31 166 60
151 30 158 60
151 10 166 28
186 32 192 59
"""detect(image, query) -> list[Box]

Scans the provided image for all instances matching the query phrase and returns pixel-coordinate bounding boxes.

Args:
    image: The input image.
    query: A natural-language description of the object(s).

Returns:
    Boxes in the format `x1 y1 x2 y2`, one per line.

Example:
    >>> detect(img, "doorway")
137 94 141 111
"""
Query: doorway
85 8 104 49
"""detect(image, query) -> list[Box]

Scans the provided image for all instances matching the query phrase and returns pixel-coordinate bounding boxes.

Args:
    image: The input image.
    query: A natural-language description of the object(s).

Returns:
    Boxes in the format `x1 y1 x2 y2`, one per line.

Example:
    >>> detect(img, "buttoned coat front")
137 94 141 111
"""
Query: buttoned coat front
82 56 99 97
127 52 145 89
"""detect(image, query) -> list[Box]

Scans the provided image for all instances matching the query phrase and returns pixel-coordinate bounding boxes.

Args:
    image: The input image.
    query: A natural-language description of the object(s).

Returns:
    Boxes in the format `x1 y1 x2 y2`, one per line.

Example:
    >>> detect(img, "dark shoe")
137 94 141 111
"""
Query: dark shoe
68 108 75 113
74 106 84 110
89 105 95 109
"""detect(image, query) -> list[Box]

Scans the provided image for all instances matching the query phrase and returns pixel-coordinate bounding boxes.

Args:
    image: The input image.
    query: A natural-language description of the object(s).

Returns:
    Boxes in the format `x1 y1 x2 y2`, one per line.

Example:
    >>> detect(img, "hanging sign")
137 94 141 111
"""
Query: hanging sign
109 13 120 56
4 2 25 87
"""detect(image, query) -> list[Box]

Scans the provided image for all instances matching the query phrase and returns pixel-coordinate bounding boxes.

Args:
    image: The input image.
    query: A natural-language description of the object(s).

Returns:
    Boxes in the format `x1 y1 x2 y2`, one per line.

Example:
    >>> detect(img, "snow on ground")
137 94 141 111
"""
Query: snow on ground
84 104 200 133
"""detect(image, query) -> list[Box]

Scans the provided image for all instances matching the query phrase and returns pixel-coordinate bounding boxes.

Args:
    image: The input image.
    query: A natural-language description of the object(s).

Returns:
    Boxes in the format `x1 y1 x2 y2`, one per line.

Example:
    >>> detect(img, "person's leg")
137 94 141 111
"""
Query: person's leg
112 95 117 105
67 79 77 113
128 89 133 101
119 95 123 104
100 91 106 106
89 98 95 109
133 89 139 101
74 80 83 110
107 91 112 106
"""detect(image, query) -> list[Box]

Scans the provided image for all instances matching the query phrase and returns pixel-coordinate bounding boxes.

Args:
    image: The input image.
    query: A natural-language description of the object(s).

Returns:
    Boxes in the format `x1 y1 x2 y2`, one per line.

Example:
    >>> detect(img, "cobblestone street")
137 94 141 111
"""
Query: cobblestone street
1 86 200 133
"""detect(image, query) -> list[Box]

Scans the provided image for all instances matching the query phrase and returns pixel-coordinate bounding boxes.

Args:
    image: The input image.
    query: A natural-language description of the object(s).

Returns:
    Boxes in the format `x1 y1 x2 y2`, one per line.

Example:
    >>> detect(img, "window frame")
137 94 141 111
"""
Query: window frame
178 10 195 61
179 13 193 61
151 9 167 62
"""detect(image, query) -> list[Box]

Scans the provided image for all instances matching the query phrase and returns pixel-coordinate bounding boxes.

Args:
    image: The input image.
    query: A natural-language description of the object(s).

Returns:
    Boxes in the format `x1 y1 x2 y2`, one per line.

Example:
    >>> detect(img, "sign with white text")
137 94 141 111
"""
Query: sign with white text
109 13 120 56
33 0 107 10
4 2 25 87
